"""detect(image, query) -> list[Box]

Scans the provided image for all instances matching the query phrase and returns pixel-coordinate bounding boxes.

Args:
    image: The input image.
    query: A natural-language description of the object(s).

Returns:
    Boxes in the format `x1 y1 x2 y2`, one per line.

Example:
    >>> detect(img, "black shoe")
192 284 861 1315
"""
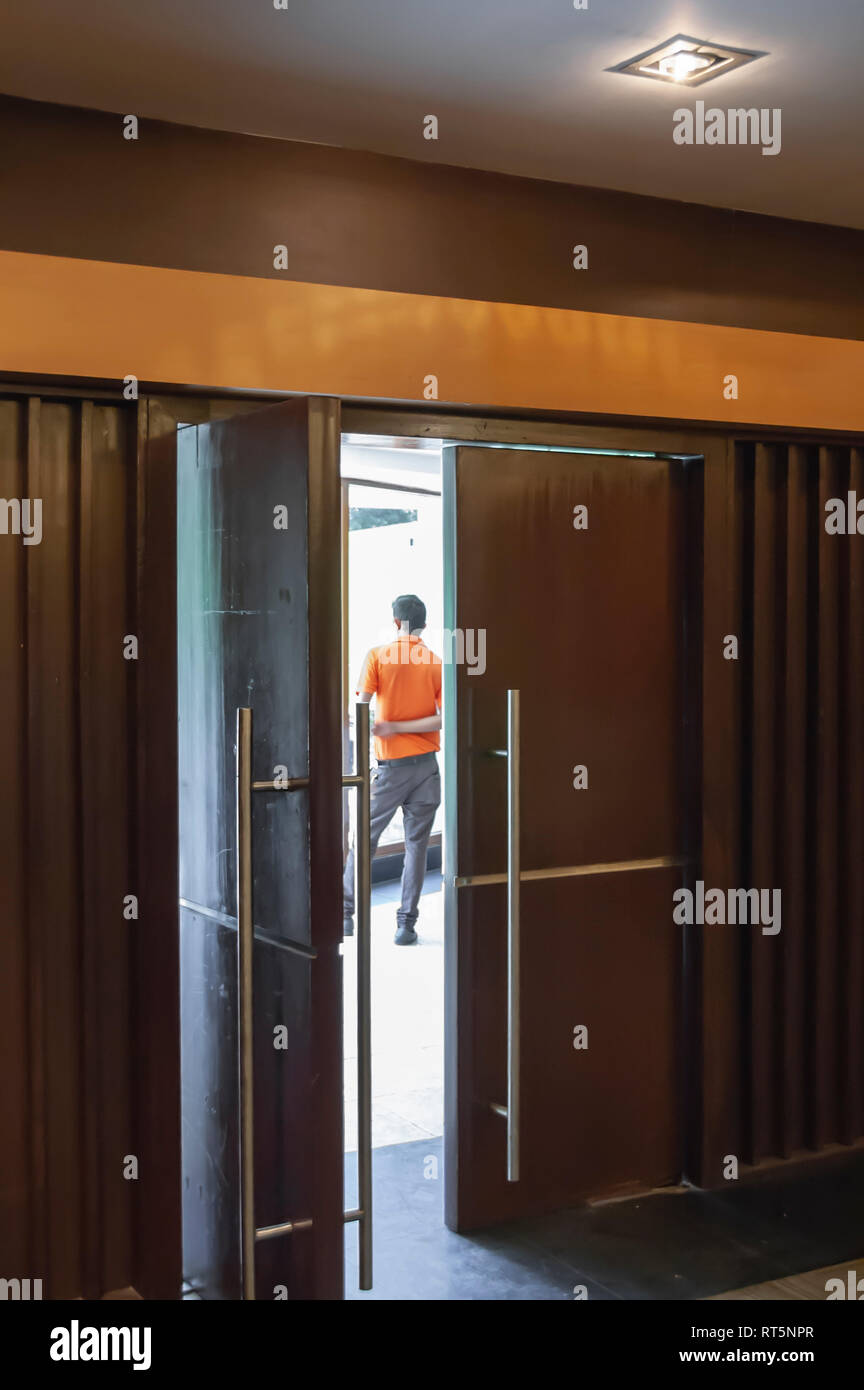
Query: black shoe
394 924 418 946
343 917 354 937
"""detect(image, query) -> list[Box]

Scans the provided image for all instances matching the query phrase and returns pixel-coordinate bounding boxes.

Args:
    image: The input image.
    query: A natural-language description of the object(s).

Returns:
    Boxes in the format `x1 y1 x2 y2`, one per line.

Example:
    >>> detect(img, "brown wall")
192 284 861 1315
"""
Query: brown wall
2 248 864 432
1 95 863 431
699 439 864 1182
1 93 862 341
742 443 864 1159
0 389 189 1301
0 393 142 1297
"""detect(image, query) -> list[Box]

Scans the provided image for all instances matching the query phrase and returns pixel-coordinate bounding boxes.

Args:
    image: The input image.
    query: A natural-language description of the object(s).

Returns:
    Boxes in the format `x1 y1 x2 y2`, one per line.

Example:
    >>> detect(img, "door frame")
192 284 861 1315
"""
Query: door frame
135 399 735 1298
340 468 444 865
135 392 864 1293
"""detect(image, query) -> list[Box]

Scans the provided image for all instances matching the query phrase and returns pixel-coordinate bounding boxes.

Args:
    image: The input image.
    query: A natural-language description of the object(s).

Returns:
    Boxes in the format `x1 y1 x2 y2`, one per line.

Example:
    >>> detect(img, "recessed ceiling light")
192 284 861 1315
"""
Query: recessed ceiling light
659 51 713 81
610 34 764 87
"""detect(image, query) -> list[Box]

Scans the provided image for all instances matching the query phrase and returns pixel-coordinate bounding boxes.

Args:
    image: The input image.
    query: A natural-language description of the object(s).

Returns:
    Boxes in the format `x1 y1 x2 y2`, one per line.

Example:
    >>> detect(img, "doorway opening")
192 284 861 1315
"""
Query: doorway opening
340 435 447 1294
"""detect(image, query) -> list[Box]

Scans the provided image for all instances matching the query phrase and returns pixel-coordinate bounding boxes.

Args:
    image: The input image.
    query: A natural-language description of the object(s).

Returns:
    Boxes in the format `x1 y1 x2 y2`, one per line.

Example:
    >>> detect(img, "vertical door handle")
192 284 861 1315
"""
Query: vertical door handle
341 702 373 1286
235 707 315 1301
460 691 522 1181
236 707 256 1299
353 701 373 1288
506 689 521 1182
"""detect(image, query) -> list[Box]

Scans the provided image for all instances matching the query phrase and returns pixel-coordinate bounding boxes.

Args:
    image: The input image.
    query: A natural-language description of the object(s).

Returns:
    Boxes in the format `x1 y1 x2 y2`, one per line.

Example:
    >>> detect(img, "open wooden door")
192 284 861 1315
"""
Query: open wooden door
443 444 696 1231
177 398 344 1298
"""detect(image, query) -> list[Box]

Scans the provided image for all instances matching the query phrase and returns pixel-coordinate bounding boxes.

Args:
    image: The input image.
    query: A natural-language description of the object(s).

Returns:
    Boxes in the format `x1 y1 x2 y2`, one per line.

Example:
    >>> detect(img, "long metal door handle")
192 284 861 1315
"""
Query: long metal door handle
340 704 373 1285
236 707 256 1299
236 706 316 1302
235 701 373 1295
506 689 521 1182
353 701 373 1288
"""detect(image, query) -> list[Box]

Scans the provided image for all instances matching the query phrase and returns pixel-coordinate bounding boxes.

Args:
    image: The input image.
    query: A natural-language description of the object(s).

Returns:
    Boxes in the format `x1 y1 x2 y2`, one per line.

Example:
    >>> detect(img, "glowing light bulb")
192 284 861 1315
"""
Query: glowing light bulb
659 50 713 81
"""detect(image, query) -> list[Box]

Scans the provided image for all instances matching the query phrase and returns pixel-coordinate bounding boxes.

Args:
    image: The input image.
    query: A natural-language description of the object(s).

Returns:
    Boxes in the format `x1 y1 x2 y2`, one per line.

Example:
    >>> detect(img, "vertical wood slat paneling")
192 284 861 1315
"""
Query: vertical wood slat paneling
27 400 82 1298
0 392 136 1298
80 399 101 1300
698 437 745 1183
781 445 811 1156
844 449 864 1143
749 444 781 1161
735 440 861 1167
814 448 842 1150
79 401 134 1295
24 397 49 1289
97 402 136 1288
0 399 30 1273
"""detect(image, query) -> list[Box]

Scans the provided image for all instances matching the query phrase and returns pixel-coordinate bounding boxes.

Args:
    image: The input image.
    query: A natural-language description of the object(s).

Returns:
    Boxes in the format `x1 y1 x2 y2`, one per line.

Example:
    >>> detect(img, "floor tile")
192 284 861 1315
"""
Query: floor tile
345 1138 864 1301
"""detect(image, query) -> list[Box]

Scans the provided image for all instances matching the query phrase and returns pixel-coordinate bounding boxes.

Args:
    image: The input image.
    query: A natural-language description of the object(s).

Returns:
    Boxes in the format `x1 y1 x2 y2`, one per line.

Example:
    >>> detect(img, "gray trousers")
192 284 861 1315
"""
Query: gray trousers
343 752 441 928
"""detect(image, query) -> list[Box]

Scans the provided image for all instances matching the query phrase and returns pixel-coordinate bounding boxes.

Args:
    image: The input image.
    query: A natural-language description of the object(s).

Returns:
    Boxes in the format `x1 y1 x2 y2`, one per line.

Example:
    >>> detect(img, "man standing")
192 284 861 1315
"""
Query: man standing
343 594 442 945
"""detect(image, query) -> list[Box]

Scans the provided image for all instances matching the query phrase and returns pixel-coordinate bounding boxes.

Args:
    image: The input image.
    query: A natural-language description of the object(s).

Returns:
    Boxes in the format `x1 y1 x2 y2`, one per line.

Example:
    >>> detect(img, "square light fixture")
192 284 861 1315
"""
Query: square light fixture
610 34 764 87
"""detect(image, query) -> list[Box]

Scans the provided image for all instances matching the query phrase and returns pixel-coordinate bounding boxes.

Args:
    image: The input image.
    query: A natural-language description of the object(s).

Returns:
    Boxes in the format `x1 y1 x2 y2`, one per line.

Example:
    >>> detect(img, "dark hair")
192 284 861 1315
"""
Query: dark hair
392 593 426 633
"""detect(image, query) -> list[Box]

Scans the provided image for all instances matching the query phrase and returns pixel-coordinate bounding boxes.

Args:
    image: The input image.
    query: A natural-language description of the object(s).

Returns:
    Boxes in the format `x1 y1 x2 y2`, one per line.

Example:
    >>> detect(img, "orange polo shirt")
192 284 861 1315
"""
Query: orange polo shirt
357 634 442 761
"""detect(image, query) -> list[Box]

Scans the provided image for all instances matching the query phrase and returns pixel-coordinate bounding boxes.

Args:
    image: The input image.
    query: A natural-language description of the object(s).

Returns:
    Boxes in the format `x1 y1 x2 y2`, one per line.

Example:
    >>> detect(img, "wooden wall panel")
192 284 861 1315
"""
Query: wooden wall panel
697 439 744 1183
843 449 864 1143
723 439 864 1171
2 249 864 434
0 392 138 1298
781 445 812 1156
79 401 135 1294
749 443 782 1160
1 92 862 342
814 448 842 1149
29 400 83 1297
0 399 30 1274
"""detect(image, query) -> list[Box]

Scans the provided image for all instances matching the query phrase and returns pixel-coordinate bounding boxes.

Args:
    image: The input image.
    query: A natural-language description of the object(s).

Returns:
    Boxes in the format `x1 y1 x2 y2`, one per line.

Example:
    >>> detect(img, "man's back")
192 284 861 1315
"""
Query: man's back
359 632 442 761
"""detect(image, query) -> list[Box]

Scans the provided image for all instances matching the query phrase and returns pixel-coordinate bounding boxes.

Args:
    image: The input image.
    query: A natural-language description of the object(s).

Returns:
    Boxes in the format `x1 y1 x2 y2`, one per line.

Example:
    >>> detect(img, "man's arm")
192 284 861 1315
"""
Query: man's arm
373 704 441 738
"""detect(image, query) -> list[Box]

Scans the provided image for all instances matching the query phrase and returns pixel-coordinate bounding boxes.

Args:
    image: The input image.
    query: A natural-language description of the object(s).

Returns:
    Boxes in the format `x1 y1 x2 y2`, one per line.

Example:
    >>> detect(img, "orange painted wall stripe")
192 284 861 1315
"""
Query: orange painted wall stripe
0 249 862 431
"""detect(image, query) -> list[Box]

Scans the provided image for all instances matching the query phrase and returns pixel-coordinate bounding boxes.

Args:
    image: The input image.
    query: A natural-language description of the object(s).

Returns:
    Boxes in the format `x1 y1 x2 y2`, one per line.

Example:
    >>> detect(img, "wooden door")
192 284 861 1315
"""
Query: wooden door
444 445 695 1230
177 398 343 1297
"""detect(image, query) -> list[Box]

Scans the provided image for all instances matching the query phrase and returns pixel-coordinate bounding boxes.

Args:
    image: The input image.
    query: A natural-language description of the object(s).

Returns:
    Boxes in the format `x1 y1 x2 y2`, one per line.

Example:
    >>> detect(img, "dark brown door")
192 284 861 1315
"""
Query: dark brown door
177 398 343 1298
443 445 694 1231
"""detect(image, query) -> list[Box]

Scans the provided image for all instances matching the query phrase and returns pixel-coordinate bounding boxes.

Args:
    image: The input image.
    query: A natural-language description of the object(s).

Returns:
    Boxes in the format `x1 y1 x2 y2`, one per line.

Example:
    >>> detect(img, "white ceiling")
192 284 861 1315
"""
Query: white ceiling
2 0 863 227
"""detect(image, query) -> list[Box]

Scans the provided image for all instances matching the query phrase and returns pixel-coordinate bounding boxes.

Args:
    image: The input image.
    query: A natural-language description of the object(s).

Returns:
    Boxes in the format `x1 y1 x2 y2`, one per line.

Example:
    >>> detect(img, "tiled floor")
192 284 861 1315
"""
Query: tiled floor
343 871 443 1152
345 1138 864 1301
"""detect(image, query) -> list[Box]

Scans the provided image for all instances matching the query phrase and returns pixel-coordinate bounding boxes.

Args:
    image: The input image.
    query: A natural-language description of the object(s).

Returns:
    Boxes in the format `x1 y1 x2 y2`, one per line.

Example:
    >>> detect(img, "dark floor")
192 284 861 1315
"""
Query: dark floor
344 1138 864 1300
